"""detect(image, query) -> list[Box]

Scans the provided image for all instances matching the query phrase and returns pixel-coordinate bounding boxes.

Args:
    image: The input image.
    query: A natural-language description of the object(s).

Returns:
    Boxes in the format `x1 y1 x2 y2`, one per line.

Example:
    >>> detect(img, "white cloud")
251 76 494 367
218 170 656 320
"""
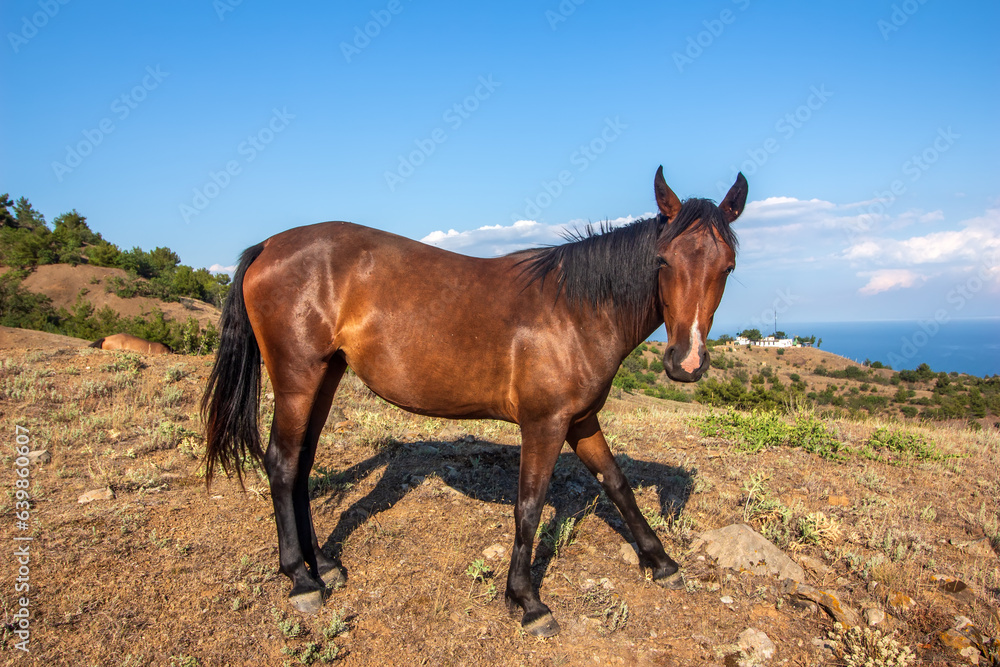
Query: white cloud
843 207 1000 267
419 214 650 257
858 269 927 295
208 263 237 275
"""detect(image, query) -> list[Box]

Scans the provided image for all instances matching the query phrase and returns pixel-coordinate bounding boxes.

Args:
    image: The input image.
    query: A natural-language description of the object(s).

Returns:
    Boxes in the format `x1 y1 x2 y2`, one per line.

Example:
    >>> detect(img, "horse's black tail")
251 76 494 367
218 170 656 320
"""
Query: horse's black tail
201 242 266 489
89 337 105 348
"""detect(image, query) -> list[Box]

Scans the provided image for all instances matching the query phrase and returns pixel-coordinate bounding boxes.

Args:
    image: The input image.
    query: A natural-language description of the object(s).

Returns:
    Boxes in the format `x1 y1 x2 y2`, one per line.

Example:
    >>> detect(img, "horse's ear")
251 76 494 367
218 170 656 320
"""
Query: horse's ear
719 172 748 223
654 165 682 221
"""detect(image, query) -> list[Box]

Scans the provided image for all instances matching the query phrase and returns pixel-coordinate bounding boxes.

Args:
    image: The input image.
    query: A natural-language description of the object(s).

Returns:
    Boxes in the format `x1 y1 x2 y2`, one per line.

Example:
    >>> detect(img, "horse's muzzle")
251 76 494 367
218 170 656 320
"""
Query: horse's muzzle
662 346 709 383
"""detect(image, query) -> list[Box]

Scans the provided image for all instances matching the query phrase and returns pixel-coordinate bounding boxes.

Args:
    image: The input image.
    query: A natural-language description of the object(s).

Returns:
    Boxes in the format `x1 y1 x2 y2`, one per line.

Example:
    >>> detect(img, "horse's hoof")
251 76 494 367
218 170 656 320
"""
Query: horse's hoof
289 589 323 614
654 571 685 590
319 565 346 589
522 612 560 638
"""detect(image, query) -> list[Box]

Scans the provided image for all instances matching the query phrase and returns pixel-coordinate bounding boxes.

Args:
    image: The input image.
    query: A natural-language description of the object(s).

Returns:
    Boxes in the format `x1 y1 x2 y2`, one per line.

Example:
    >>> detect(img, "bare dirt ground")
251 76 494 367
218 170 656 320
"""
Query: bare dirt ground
0 342 997 666
0 327 90 352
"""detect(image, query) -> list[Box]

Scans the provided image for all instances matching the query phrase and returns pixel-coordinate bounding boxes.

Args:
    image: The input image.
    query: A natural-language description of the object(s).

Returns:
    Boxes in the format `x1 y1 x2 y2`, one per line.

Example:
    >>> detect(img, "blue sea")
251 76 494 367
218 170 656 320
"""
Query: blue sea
775 320 1000 378
651 319 1000 377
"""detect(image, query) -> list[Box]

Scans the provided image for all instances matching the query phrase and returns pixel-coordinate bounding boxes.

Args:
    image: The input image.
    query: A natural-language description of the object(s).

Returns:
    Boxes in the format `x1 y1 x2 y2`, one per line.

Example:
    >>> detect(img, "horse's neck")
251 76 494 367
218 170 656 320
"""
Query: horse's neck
602 301 665 360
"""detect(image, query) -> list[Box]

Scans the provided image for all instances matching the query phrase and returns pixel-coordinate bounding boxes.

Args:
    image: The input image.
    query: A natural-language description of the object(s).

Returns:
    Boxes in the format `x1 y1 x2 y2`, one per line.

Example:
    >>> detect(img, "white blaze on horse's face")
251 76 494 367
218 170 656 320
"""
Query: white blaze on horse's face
680 313 702 375
651 167 746 383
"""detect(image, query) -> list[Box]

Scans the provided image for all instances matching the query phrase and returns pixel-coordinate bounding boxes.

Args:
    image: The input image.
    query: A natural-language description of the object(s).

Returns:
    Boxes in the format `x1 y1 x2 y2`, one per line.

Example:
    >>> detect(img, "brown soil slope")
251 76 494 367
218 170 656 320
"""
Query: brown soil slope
0 326 90 351
15 263 220 327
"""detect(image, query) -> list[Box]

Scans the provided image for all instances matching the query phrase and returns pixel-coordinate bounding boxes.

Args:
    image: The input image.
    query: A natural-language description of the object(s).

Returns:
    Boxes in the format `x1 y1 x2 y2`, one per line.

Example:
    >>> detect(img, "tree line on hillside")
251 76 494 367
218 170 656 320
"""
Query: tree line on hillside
0 194 229 305
0 194 225 353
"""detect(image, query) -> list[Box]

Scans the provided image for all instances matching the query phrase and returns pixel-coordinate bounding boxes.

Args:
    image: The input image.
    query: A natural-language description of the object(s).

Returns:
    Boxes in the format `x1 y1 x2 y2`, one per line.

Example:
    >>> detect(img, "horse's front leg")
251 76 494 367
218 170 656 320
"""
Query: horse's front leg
567 414 682 586
505 419 568 637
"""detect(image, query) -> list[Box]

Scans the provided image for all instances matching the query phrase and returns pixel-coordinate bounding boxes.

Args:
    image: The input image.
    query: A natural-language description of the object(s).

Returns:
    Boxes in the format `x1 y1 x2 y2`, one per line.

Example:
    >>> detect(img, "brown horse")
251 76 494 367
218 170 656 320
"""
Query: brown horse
90 333 172 355
202 166 746 637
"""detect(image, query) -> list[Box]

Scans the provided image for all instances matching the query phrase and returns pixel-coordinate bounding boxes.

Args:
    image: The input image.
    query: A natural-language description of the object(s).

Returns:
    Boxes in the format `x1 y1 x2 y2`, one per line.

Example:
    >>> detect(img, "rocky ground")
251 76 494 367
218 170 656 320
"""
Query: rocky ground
0 336 997 666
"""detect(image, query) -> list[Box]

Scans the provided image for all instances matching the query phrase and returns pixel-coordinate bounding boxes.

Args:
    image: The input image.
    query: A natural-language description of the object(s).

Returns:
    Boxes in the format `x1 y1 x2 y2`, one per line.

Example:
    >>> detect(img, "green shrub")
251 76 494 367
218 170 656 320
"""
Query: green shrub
694 410 789 453
863 428 948 462
788 415 847 461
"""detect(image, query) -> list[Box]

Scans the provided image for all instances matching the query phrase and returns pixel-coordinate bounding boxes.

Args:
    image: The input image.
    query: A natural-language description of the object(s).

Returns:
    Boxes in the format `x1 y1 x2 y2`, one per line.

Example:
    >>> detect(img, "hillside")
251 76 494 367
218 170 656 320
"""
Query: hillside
17 263 221 329
0 194 227 352
626 341 1000 430
0 325 90 350
1 338 997 665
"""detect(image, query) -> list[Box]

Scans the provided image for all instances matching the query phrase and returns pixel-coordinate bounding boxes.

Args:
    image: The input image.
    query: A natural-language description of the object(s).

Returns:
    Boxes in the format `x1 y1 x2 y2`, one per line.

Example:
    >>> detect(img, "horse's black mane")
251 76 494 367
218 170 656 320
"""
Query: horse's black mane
515 198 738 332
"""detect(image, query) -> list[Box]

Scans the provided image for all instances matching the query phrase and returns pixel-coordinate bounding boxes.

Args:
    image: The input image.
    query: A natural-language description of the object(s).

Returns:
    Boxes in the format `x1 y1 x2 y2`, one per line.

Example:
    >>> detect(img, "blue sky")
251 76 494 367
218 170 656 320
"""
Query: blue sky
2 1 998 335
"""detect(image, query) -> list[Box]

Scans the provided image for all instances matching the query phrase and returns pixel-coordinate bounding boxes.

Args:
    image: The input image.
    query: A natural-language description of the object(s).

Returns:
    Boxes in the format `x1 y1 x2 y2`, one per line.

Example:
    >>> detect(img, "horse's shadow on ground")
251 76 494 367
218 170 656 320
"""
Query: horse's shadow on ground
316 434 693 585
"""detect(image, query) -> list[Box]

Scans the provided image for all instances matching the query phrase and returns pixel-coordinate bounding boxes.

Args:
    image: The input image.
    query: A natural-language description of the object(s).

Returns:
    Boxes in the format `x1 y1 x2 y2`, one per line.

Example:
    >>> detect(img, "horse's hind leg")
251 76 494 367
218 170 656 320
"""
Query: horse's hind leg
567 415 681 586
298 356 348 589
264 357 346 614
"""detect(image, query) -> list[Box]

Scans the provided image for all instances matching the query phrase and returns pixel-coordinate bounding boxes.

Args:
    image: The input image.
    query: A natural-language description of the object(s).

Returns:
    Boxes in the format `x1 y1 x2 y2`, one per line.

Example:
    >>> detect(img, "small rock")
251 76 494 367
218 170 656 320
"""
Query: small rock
863 608 885 626
737 627 775 663
954 615 975 631
785 580 860 627
78 488 114 504
798 555 832 579
482 543 505 560
689 524 806 583
960 646 982 665
620 542 640 566
951 537 995 560
26 450 51 464
811 637 837 662
885 590 916 613
720 595 734 605
600 577 615 590
939 628 973 652
931 574 975 604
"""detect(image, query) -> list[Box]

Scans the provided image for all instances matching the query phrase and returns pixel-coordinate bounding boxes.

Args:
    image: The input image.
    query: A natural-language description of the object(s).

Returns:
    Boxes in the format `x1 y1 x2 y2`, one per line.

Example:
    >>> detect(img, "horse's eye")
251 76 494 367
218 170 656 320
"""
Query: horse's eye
657 257 669 268
725 266 735 275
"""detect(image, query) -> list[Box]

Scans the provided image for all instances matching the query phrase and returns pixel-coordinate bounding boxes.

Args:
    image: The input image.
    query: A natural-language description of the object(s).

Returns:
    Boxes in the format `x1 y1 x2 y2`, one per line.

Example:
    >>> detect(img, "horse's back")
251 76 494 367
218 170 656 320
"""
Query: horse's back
243 222 579 420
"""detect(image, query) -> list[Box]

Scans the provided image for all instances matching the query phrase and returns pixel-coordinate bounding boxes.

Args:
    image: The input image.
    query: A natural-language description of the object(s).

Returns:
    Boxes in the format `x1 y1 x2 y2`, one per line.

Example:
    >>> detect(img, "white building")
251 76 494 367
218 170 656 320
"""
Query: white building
734 335 794 348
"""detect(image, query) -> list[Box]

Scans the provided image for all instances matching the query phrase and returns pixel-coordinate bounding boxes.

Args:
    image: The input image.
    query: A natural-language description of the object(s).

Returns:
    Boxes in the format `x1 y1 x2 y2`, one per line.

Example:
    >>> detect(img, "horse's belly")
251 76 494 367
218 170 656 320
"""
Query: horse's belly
344 346 513 422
